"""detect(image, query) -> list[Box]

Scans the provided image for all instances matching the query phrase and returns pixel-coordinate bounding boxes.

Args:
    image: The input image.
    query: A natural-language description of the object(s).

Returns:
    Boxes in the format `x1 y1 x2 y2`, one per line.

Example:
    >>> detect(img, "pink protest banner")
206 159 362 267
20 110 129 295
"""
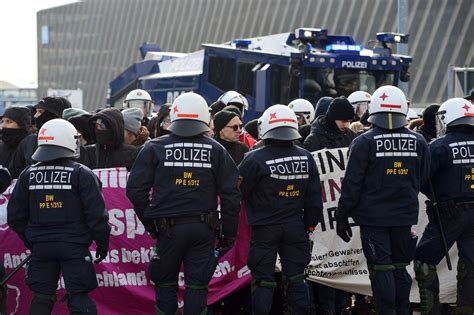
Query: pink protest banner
0 168 251 314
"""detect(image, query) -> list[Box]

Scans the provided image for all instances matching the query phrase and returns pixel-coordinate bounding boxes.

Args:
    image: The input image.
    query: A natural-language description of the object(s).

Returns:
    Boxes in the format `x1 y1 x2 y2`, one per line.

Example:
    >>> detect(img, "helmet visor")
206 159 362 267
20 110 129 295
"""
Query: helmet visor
354 102 369 119
126 100 153 116
435 110 447 137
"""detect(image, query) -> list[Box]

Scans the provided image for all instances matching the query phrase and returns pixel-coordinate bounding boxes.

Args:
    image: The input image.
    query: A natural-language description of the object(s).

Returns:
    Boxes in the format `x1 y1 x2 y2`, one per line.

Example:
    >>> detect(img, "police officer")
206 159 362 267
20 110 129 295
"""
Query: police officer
335 85 430 315
126 92 241 315
238 105 323 314
288 98 316 142
414 98 474 315
123 89 154 126
348 90 371 122
7 119 110 315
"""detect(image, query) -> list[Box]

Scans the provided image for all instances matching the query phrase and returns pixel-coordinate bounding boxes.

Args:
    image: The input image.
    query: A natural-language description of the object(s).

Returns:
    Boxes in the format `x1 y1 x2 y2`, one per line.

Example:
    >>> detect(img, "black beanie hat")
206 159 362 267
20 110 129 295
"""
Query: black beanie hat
325 97 354 122
422 104 440 127
244 119 259 140
0 106 31 130
34 96 72 118
68 113 93 144
210 101 226 117
315 96 334 118
213 110 239 137
223 105 242 118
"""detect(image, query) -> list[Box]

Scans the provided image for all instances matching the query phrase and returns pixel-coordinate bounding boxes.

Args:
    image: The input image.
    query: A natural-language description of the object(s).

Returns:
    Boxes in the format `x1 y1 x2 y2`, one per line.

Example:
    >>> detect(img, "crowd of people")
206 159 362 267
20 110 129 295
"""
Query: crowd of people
1 86 473 315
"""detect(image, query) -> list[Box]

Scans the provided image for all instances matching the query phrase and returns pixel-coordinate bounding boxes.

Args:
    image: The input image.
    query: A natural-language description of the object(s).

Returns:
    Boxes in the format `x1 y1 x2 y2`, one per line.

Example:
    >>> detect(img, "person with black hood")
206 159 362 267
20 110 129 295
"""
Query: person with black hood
0 106 31 174
304 96 357 152
147 104 172 139
213 110 249 165
298 96 334 142
63 108 94 146
415 104 440 143
11 96 72 178
86 108 138 170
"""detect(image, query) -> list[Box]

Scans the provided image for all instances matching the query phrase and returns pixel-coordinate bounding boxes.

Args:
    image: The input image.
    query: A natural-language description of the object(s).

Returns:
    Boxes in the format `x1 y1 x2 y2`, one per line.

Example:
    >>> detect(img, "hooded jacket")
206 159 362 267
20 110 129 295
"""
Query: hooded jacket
0 107 32 175
303 116 357 152
86 108 138 170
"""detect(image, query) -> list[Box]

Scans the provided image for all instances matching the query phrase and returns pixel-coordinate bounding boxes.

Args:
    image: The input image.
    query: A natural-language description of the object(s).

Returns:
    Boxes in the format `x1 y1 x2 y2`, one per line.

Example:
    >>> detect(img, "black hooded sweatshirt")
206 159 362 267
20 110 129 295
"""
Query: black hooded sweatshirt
303 116 357 152
86 108 138 170
0 107 31 177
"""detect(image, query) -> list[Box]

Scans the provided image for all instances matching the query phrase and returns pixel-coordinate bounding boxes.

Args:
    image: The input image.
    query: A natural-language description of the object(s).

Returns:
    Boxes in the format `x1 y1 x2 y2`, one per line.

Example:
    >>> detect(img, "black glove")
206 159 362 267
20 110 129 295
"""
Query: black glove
94 246 108 264
215 238 235 257
336 216 352 243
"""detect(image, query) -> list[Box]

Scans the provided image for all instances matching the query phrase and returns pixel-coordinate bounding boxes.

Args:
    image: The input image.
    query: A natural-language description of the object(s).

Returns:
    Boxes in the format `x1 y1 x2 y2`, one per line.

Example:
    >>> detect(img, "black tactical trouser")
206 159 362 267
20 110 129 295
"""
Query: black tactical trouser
248 222 311 315
415 206 474 315
149 221 218 315
360 225 417 315
26 242 98 315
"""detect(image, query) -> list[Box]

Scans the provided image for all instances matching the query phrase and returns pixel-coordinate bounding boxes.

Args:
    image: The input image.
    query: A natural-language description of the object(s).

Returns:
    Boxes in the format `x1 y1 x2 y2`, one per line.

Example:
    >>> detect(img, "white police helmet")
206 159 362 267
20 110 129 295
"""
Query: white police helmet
123 89 154 116
259 104 301 141
168 92 210 137
368 85 408 130
288 99 315 125
32 119 80 162
348 90 371 119
218 90 249 117
436 98 474 131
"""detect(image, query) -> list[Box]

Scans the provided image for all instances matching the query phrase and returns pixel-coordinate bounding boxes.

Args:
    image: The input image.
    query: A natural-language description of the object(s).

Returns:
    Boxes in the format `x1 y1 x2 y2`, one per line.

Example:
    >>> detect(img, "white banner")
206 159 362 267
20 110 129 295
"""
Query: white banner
47 89 83 109
306 148 458 303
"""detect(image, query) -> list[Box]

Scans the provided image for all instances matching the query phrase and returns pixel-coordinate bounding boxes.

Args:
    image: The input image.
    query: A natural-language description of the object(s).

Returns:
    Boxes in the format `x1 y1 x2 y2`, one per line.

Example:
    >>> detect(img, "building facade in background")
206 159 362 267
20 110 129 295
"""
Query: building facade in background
37 0 473 112
0 81 37 115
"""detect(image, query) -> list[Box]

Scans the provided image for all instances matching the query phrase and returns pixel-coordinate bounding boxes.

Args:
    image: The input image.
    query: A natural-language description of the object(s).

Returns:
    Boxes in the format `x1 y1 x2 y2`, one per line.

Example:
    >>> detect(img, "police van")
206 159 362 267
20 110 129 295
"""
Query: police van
109 28 412 121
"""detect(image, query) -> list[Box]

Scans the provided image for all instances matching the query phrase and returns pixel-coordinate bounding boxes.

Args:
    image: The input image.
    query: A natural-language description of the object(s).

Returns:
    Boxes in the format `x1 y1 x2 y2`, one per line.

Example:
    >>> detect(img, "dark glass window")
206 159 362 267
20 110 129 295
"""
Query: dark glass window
208 56 235 91
271 65 296 105
237 61 257 97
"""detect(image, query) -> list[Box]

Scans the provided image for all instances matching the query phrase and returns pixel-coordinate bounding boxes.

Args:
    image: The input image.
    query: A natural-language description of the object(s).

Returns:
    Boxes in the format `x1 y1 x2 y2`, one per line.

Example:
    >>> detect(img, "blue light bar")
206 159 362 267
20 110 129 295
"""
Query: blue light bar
326 44 363 52
232 39 252 48
376 32 409 44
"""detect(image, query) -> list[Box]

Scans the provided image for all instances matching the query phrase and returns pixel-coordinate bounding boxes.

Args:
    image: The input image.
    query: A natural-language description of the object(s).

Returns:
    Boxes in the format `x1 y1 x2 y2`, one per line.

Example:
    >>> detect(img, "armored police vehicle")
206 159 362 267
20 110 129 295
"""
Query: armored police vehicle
109 28 412 121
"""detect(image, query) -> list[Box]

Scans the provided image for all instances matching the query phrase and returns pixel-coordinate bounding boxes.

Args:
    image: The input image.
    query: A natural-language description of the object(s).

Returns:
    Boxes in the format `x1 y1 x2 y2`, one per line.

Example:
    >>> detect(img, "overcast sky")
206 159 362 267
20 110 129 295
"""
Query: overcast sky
0 0 77 88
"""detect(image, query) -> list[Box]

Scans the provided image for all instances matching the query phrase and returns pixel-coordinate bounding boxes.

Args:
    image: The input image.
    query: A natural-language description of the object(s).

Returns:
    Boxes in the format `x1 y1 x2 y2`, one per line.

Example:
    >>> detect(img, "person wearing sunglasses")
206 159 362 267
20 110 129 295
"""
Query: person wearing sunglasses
213 110 249 165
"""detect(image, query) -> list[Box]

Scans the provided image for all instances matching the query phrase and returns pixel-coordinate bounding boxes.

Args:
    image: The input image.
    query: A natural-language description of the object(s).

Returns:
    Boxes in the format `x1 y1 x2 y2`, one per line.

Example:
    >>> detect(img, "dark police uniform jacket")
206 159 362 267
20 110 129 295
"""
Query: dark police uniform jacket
238 141 323 229
422 126 474 203
337 126 430 226
7 158 110 249
126 133 241 239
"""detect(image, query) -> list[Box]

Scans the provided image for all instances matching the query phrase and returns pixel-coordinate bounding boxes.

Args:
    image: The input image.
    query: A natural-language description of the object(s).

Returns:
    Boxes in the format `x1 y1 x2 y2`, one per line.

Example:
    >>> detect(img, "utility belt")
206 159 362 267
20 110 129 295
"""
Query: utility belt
426 199 474 220
153 212 221 237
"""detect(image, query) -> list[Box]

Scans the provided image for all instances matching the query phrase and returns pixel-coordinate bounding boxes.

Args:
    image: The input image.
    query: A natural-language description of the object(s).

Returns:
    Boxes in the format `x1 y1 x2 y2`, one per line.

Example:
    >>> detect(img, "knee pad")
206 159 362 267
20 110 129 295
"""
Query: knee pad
251 279 277 292
286 273 306 284
66 292 97 315
414 260 437 282
30 292 56 315
251 279 276 314
185 283 208 290
414 260 440 315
